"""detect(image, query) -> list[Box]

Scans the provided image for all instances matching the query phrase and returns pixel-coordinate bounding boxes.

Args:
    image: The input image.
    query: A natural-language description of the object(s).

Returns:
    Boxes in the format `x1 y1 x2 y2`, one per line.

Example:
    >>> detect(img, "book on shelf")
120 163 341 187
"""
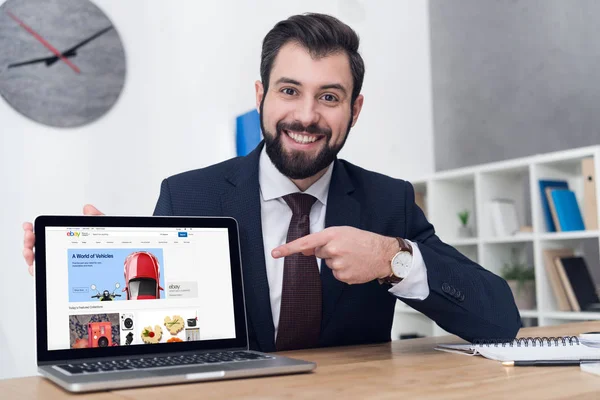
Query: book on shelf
554 256 600 312
539 179 569 232
582 157 598 230
488 199 519 236
541 248 574 311
546 188 585 232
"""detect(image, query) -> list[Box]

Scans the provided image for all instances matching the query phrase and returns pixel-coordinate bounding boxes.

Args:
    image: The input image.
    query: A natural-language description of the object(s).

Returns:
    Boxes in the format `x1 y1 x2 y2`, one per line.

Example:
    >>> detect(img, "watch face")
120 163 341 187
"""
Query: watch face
392 251 412 277
0 0 126 128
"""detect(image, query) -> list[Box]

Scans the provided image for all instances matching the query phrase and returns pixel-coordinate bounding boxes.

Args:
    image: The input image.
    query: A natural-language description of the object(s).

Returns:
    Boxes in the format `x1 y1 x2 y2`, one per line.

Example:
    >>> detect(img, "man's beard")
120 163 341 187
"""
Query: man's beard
260 97 353 180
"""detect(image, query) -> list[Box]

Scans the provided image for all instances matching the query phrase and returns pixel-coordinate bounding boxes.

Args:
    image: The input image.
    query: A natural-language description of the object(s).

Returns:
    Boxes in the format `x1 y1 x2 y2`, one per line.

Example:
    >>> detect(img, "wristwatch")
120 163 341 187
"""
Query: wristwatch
379 237 413 285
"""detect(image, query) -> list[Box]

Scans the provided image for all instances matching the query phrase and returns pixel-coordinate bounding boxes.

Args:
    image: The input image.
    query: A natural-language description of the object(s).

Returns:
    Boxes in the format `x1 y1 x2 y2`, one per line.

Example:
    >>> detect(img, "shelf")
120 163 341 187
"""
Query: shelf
446 232 599 243
534 145 599 165
539 230 599 241
482 234 534 244
391 145 600 341
519 310 538 318
541 311 600 320
433 170 476 183
445 238 479 246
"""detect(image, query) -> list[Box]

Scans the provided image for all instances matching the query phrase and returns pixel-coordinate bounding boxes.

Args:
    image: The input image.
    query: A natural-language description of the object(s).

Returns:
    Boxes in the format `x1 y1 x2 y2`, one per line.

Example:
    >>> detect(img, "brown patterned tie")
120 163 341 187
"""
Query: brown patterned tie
276 193 322 351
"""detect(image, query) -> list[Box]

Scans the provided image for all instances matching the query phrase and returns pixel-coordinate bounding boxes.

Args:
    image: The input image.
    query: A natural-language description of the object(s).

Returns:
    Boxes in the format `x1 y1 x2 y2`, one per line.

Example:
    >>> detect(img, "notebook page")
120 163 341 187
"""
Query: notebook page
436 339 600 362
476 343 600 362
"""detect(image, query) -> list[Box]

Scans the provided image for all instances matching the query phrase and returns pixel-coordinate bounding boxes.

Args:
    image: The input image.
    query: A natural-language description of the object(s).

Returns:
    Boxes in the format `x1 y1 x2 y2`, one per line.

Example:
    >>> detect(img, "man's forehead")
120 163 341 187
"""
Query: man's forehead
270 42 353 90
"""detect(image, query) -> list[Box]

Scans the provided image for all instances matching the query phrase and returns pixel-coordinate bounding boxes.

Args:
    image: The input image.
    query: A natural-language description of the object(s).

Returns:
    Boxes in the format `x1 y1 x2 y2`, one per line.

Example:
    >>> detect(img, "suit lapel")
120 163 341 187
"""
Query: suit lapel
221 143 276 352
320 160 361 333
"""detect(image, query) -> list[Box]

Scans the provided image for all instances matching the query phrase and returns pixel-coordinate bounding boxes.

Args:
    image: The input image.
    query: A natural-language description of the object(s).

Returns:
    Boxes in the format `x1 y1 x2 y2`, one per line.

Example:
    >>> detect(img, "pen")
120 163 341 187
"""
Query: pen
502 360 600 367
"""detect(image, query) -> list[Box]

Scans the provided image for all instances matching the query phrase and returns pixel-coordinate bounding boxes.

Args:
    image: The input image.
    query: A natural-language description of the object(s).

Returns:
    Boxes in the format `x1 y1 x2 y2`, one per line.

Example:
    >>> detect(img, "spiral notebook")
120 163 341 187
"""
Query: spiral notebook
435 336 600 362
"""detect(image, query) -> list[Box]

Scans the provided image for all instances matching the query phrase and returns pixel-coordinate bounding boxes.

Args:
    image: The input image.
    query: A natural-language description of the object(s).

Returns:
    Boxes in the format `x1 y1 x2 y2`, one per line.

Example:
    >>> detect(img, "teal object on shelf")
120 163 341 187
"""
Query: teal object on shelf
550 189 586 231
236 109 262 156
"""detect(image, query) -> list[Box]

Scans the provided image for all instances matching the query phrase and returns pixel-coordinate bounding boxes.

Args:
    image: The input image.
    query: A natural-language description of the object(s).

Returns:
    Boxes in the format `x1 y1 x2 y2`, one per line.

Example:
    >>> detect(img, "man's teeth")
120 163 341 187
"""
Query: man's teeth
287 131 318 144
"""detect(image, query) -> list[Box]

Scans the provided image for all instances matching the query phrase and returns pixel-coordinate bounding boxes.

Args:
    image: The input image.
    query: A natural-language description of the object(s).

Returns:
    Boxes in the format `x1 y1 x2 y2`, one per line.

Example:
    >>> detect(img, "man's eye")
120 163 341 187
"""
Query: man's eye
321 94 338 102
281 88 297 96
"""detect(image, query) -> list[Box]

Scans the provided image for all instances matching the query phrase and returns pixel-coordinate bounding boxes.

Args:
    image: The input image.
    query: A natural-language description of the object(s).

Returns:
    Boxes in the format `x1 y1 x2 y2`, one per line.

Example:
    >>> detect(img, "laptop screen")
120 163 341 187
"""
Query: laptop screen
44 225 237 352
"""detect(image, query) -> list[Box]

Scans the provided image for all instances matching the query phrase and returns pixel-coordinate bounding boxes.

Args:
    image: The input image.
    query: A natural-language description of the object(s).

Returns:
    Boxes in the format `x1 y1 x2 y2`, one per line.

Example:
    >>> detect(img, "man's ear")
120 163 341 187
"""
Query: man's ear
255 80 264 112
350 94 365 127
350 94 364 127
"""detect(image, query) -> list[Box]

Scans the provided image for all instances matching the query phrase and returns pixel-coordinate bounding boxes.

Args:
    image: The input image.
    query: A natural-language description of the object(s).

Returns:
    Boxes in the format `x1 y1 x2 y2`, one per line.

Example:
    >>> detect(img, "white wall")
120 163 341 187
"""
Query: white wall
0 0 433 379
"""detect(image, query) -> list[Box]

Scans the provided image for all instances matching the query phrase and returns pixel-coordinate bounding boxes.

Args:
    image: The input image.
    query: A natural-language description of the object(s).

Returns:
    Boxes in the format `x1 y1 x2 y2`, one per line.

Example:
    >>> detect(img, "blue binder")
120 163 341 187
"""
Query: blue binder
236 109 262 157
539 180 569 232
550 189 585 231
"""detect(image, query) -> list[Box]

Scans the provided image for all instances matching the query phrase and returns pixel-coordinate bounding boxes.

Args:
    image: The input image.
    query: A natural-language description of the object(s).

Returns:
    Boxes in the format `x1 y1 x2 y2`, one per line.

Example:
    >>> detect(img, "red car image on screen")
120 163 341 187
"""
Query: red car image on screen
123 251 164 300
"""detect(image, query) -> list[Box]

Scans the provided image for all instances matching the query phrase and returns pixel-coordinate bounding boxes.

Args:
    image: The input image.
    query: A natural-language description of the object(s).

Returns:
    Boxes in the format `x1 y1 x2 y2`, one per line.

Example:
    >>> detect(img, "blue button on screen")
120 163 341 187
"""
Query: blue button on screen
178 232 188 237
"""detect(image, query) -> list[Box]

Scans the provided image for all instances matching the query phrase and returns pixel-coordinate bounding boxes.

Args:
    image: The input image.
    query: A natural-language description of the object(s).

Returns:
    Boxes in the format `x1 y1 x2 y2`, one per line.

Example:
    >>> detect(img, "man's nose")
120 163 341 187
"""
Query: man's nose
293 97 320 128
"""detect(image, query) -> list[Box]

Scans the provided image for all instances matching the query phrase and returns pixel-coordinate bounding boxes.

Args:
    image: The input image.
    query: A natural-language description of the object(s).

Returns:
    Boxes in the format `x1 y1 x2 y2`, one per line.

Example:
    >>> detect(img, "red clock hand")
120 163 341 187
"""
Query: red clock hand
6 11 81 74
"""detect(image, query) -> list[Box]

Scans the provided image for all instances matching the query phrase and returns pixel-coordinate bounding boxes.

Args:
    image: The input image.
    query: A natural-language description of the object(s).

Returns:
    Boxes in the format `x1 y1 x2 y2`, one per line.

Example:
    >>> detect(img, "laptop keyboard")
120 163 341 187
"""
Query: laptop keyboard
56 351 273 375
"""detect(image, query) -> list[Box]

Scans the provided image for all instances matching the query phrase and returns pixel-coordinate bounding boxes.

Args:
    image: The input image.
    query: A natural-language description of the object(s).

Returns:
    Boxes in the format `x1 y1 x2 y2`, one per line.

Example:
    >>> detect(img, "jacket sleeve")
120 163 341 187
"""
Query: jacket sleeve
399 182 522 342
153 179 175 216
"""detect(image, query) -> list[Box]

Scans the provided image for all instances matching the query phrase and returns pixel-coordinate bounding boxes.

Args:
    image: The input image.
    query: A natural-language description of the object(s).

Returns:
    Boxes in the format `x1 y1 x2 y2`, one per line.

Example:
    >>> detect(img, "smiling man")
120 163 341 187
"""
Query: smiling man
24 13 521 351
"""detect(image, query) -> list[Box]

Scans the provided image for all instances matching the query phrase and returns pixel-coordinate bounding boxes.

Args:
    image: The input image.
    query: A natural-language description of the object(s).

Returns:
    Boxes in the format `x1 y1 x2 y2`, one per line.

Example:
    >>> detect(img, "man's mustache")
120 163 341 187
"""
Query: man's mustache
277 121 332 137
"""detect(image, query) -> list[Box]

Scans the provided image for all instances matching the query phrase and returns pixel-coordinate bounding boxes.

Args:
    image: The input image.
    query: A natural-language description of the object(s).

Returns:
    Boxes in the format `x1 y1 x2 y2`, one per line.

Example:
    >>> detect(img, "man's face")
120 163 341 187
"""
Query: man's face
256 42 363 180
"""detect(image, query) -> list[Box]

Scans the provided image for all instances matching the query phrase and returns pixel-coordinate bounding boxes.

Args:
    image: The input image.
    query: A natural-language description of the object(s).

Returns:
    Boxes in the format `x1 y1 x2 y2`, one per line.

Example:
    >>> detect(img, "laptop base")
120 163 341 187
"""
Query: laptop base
40 354 315 393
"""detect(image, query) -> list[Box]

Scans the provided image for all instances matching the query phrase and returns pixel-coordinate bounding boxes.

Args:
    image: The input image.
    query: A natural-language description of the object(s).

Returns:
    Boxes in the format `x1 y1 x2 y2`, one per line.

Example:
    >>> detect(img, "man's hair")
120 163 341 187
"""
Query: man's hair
260 13 365 105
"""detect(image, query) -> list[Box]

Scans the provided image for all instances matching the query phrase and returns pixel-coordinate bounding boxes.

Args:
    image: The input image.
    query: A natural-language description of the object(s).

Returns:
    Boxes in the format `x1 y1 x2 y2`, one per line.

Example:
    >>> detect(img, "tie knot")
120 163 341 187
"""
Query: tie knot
282 193 317 216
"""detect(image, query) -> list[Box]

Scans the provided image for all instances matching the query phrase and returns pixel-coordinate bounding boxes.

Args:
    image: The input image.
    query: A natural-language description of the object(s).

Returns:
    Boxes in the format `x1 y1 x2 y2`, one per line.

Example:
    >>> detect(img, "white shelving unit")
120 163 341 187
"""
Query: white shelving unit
392 145 600 339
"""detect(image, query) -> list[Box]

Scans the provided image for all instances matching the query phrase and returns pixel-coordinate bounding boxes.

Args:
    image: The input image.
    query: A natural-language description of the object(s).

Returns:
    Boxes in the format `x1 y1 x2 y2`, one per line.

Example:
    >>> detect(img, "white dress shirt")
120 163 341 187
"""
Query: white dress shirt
258 148 430 339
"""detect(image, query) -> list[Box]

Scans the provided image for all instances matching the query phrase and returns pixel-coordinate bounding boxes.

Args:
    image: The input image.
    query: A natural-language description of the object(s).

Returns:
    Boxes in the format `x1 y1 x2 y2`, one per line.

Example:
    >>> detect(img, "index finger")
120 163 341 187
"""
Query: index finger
272 231 330 258
24 230 35 249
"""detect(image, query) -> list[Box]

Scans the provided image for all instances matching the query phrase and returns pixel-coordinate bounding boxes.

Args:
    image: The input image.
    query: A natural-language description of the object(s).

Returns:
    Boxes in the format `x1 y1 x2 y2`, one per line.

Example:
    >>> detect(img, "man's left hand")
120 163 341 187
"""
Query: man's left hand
271 226 398 285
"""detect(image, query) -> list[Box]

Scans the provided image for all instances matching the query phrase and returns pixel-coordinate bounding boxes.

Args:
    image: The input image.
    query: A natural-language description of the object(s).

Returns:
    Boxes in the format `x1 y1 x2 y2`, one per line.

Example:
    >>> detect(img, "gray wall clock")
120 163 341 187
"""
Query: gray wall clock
0 0 126 128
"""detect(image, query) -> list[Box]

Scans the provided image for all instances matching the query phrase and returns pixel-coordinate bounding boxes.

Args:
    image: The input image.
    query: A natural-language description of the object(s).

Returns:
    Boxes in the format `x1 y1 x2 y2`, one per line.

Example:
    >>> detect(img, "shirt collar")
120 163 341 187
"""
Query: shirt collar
258 146 333 206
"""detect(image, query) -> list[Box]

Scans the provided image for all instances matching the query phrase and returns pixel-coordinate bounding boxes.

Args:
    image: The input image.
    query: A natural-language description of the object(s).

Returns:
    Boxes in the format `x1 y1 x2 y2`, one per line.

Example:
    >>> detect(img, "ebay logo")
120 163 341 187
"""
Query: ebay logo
66 231 81 237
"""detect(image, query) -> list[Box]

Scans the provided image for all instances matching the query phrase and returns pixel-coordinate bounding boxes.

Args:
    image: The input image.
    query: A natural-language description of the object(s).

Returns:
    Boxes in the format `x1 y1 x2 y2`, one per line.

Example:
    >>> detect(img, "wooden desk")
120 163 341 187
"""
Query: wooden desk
3 321 600 399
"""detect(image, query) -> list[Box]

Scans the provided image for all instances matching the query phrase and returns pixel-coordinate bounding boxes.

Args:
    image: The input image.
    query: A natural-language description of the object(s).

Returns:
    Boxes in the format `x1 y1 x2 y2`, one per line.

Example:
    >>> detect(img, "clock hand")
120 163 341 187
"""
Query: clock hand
6 10 81 74
56 26 114 58
6 26 112 70
45 49 76 67
7 52 76 69
43 26 112 67
13 25 113 68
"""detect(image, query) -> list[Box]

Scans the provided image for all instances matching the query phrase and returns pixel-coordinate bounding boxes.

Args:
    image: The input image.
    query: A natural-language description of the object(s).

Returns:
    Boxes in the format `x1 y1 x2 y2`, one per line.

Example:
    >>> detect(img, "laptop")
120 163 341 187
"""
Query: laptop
34 215 315 393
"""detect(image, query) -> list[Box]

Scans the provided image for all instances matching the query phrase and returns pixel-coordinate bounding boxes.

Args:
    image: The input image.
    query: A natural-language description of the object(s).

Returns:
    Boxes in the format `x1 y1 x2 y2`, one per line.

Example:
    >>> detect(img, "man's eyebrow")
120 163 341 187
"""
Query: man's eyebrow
274 78 348 95
320 83 347 95
275 77 301 86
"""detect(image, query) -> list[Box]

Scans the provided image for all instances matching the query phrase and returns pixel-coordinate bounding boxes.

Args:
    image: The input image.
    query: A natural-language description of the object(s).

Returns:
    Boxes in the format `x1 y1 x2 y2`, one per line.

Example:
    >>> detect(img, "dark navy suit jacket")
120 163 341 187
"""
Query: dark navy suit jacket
153 143 521 352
